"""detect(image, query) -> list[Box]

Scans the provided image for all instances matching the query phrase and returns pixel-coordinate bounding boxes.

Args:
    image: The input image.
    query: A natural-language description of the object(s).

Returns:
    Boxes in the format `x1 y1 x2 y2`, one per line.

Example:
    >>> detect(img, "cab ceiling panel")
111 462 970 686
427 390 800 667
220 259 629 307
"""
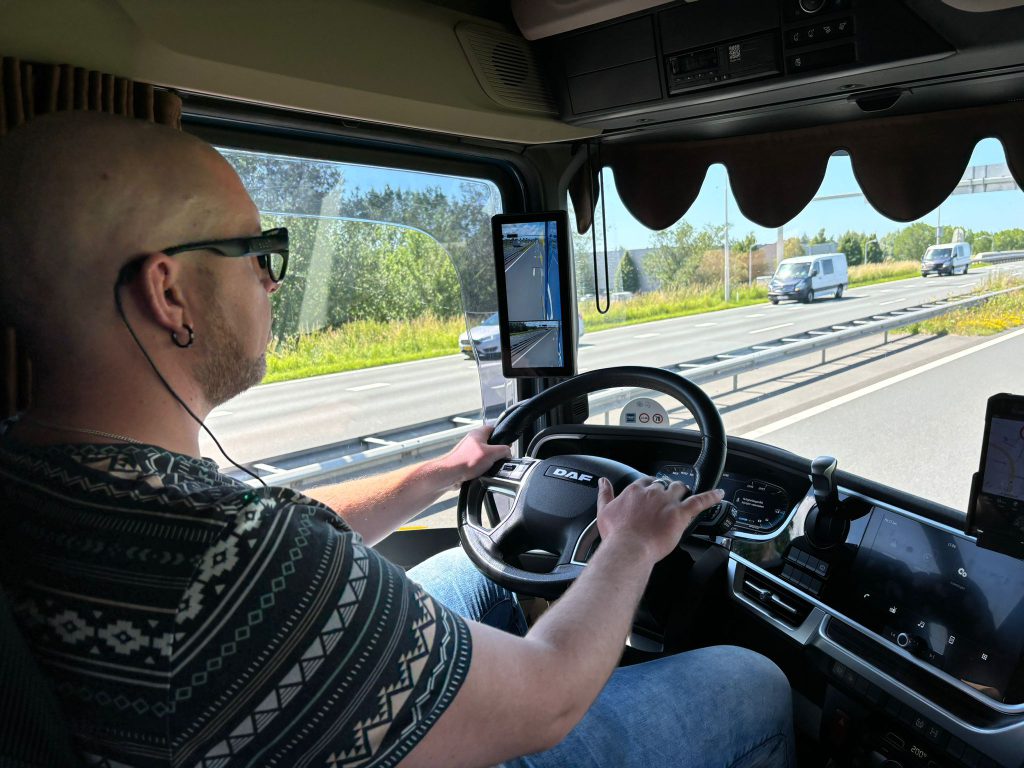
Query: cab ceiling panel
537 0 960 130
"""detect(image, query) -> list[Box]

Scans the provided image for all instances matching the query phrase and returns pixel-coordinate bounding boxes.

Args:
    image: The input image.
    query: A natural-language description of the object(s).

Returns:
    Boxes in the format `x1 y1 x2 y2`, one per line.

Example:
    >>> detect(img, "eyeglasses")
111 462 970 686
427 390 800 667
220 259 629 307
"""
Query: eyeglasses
162 227 289 283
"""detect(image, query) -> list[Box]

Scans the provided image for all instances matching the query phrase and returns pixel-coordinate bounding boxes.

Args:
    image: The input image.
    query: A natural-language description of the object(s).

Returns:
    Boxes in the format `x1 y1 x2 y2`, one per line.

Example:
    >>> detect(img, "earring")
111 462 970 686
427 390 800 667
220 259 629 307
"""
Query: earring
171 324 195 349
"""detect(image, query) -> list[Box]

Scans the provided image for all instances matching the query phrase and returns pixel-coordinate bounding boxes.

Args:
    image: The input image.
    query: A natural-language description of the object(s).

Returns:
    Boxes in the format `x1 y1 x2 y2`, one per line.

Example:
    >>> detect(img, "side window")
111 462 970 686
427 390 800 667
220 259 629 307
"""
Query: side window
200 148 507 528
822 259 834 275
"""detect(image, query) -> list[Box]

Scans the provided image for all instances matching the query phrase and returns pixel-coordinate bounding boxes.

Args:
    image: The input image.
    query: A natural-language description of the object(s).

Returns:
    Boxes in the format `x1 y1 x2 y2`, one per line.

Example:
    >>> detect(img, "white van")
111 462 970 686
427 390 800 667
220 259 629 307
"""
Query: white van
921 242 971 276
768 253 849 304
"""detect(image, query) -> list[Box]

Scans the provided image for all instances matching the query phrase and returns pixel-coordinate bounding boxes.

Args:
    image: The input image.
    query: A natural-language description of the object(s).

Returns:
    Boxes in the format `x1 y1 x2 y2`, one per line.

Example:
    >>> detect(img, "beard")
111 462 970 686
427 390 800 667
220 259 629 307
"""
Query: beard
194 282 268 408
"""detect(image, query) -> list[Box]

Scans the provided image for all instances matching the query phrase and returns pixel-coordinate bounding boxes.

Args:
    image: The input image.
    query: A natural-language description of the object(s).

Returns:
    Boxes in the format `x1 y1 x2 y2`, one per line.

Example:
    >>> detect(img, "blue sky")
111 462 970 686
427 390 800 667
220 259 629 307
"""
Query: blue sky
597 138 1022 251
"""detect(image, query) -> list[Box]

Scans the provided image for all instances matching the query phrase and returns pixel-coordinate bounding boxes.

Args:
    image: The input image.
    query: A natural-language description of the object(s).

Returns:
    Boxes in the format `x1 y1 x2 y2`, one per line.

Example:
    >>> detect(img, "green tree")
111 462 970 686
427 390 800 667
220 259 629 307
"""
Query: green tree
837 232 864 266
573 233 599 297
616 250 641 293
783 237 804 259
886 222 937 261
993 228 1024 251
864 236 884 263
809 227 830 245
645 221 724 288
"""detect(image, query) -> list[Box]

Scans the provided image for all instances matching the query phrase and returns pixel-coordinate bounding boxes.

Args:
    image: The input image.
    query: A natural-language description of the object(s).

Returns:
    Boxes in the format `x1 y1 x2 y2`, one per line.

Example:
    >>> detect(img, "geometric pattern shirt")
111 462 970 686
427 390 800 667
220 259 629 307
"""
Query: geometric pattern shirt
0 422 472 767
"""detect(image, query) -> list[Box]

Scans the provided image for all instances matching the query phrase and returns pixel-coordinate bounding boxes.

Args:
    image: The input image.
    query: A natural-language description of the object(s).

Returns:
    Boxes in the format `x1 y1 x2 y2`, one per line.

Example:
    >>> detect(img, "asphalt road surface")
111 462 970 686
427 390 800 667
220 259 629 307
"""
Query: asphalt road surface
505 240 546 321
511 327 560 368
201 265 1024 466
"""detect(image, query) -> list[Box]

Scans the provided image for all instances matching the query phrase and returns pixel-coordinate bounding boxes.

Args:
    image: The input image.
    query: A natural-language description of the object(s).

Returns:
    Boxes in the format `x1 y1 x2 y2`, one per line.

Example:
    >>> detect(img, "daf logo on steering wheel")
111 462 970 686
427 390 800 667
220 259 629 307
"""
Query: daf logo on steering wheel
545 466 598 486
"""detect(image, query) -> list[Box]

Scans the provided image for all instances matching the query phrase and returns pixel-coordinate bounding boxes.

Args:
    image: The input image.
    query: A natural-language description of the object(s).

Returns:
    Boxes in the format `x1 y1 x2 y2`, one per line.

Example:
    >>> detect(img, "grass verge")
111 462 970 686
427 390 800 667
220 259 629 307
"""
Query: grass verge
579 283 769 333
846 260 921 287
896 275 1024 337
264 314 464 383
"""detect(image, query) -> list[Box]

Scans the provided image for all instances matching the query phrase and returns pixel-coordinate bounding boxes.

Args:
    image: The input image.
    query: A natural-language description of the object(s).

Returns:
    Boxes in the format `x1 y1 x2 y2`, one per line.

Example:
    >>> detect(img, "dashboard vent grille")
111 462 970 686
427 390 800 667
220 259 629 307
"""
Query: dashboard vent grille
456 23 558 115
742 571 813 627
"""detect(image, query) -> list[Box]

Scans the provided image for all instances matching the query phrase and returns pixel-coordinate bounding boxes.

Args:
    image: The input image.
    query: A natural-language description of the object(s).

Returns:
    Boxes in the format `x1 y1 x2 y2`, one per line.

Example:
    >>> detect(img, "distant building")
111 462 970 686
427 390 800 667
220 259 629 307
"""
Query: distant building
807 241 839 256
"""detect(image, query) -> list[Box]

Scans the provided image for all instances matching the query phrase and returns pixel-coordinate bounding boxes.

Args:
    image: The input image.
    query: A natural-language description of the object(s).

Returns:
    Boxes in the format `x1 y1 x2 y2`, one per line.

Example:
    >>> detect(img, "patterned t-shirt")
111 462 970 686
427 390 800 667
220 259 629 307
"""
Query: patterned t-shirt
0 423 472 767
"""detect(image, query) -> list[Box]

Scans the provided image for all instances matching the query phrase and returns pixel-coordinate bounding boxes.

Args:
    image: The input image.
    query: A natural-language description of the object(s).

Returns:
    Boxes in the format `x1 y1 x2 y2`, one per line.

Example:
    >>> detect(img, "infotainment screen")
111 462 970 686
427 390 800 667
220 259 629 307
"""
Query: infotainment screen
491 211 576 378
844 509 1024 702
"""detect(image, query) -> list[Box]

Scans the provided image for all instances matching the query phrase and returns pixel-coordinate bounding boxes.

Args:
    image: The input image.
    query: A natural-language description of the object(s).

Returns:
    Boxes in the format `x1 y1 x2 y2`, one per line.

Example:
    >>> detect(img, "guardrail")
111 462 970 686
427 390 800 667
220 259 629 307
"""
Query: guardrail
973 251 1024 265
246 283 1024 488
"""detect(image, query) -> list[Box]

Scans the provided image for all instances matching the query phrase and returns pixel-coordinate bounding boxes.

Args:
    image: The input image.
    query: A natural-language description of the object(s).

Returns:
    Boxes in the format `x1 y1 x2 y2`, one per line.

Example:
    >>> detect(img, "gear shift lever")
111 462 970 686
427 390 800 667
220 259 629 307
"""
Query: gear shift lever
811 455 839 517
805 455 849 549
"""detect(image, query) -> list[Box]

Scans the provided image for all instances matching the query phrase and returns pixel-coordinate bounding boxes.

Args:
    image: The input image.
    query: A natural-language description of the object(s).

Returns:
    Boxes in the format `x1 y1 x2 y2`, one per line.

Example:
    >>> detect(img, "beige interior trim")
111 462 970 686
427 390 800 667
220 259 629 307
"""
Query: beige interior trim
0 0 595 143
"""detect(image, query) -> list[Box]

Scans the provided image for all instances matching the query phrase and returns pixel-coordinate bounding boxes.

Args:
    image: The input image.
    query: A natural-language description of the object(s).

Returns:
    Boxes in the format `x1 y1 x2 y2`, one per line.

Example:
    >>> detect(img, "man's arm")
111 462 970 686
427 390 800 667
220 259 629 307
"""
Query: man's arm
305 426 510 545
403 478 725 768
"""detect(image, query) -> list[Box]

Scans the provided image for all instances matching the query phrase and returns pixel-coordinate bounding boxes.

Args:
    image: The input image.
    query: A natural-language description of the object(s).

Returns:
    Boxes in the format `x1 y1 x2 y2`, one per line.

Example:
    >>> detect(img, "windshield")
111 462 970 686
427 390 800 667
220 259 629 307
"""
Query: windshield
573 138 1024 514
775 262 810 278
926 247 952 260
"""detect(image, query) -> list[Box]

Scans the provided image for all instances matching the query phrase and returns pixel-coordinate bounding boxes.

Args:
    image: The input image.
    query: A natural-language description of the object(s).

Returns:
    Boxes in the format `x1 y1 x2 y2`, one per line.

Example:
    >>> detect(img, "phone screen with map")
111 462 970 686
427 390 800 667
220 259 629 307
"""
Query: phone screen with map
969 393 1024 558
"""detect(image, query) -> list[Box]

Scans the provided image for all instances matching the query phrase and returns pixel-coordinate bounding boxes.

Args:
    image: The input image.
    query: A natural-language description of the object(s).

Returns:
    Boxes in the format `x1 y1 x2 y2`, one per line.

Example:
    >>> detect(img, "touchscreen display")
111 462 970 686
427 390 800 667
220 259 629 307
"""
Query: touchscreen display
846 510 1024 702
492 212 575 377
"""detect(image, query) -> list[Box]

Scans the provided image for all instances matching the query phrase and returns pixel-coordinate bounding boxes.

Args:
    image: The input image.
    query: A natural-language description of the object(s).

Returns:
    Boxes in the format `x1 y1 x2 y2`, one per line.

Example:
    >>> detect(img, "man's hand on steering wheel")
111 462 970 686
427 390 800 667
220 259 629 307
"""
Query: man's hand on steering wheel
596 478 725 565
439 425 512 487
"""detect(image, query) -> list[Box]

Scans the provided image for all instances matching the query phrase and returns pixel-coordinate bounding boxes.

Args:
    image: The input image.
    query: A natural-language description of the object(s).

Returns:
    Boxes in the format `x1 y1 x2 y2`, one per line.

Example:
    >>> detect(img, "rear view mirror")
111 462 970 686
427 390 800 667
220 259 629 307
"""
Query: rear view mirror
811 268 819 277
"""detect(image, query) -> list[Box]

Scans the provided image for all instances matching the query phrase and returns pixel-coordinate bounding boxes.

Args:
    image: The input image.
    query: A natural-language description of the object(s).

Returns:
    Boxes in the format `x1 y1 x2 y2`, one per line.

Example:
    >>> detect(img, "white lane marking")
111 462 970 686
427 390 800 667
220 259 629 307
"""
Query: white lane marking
743 326 1024 440
877 299 902 306
749 323 794 335
745 313 766 318
346 382 392 392
634 333 660 339
695 322 717 327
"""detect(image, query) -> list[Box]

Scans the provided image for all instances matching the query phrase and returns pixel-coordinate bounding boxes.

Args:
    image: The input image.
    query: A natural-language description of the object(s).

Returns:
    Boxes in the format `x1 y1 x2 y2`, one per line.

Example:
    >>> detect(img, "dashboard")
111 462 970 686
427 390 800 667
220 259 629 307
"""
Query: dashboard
529 426 1024 768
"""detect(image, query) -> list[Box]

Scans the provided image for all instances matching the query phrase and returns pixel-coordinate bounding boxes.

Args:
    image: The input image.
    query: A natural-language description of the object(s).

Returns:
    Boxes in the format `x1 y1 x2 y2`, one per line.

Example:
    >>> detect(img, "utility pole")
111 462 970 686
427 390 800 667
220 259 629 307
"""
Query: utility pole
724 184 731 302
776 226 784 271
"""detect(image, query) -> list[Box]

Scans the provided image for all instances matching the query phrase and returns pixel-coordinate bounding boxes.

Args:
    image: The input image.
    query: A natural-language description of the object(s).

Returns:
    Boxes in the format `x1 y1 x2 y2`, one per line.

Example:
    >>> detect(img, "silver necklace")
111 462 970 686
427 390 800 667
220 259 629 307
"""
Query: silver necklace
20 415 144 445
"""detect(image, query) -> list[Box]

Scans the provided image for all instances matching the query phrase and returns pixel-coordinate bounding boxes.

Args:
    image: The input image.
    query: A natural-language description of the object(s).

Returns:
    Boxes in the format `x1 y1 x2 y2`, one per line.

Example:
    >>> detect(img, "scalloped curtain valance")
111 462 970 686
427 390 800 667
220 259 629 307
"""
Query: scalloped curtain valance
1 57 182 418
569 100 1024 233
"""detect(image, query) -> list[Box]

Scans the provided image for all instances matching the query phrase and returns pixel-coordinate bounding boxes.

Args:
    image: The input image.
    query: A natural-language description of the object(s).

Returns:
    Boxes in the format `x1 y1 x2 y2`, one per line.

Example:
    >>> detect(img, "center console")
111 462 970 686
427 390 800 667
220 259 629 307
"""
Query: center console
731 494 1024 768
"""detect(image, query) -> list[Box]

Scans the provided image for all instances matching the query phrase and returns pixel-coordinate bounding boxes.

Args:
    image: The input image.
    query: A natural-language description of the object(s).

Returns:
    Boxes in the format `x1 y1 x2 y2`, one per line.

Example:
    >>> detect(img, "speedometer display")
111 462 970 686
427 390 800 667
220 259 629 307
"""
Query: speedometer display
657 464 791 535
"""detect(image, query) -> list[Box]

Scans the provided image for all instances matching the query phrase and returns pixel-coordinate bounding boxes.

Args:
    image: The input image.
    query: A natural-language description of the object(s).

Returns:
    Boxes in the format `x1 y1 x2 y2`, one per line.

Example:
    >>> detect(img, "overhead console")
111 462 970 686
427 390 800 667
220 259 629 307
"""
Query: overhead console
533 0 954 129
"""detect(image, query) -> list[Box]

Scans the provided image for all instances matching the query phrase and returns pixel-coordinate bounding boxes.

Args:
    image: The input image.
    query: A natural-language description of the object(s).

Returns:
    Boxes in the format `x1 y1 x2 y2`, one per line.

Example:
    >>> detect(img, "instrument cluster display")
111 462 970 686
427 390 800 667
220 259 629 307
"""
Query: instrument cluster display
656 463 791 535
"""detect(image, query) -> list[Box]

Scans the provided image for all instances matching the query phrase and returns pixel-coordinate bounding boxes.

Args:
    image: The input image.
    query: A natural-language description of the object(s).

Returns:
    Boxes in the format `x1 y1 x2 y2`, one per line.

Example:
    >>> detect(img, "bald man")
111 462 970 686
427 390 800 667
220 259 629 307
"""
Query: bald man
0 112 793 768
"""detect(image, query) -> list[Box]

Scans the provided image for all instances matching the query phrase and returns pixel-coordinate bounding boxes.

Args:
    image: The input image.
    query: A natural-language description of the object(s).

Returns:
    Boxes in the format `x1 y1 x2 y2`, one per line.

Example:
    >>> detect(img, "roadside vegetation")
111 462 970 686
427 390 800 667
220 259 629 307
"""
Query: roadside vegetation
897 275 1024 337
265 314 462 383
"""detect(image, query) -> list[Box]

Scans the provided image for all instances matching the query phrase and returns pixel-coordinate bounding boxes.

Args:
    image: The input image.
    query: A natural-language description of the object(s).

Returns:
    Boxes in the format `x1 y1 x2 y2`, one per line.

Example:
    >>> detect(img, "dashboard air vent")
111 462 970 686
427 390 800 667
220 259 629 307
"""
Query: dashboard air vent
742 571 814 627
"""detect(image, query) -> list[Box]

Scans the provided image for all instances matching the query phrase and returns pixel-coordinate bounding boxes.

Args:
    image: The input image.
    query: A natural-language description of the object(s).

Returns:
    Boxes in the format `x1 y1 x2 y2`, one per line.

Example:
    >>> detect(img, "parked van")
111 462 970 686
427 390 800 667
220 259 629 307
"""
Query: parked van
921 242 971 276
768 253 849 304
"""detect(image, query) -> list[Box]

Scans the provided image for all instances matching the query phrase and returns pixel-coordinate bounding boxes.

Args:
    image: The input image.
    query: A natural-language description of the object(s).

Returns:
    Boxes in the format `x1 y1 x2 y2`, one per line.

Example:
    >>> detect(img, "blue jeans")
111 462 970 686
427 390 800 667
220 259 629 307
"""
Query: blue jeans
408 548 795 768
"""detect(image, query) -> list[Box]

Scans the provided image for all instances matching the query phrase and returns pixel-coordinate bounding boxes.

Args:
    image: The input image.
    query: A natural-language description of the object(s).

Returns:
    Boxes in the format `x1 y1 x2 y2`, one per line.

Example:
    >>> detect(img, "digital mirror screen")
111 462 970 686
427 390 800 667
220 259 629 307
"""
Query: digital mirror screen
491 212 576 378
845 510 1024 703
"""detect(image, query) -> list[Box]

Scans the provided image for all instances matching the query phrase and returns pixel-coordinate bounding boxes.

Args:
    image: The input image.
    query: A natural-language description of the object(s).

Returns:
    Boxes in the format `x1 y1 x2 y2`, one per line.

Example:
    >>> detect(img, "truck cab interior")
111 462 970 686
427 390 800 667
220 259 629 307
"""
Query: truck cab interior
3 1 1024 766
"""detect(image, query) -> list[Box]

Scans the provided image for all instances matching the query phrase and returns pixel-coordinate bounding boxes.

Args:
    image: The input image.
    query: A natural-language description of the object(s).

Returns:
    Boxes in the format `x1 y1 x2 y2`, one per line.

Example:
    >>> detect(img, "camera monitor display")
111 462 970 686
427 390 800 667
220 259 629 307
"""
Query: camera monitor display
491 211 577 378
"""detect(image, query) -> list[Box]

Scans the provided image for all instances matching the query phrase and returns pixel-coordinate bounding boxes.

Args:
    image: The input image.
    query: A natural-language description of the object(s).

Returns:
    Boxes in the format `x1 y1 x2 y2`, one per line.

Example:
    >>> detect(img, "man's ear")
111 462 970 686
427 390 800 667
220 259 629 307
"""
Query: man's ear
134 253 191 333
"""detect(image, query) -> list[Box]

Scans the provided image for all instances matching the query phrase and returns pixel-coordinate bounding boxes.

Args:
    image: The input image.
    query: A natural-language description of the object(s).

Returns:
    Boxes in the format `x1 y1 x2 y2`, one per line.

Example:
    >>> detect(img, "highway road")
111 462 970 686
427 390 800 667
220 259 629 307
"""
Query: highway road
738 327 1024 514
201 265 1024 465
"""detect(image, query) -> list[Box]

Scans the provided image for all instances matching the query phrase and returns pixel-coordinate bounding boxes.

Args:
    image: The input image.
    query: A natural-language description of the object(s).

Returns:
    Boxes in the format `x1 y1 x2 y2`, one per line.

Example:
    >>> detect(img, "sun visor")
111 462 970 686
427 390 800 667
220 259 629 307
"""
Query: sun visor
570 100 1024 232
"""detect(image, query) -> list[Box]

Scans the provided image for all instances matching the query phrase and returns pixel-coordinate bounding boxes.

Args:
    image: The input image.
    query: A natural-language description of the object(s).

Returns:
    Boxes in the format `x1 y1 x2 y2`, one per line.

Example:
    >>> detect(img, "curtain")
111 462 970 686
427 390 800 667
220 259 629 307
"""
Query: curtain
570 100 1024 234
0 57 182 418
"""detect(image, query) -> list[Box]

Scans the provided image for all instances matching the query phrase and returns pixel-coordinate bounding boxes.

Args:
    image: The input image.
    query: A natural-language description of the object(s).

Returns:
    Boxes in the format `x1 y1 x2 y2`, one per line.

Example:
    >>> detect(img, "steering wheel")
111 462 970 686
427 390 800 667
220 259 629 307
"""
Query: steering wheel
457 366 727 598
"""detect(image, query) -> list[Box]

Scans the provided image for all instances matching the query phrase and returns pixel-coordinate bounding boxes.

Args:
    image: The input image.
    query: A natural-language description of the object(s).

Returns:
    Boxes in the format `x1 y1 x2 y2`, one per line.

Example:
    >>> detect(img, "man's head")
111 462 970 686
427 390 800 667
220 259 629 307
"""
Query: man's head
0 111 278 412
